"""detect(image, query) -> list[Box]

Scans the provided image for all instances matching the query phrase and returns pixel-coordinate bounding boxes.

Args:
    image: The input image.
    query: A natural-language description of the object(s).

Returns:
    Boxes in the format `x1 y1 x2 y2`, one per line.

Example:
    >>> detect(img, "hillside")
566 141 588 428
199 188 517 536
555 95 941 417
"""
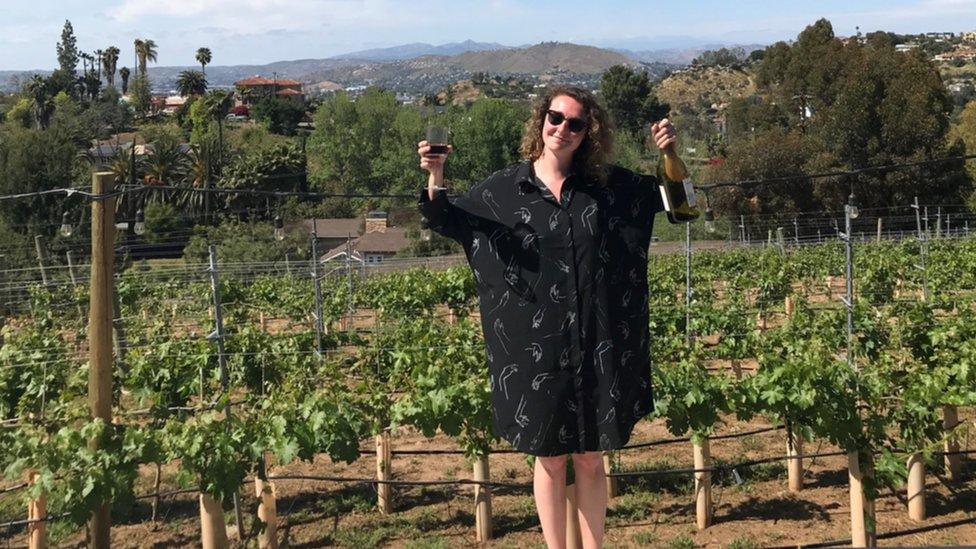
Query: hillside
656 65 756 114
452 42 634 74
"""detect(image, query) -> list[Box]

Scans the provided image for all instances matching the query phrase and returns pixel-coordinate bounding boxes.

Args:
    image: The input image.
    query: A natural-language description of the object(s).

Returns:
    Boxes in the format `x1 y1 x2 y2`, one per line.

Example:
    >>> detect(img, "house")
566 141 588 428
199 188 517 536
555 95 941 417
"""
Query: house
162 95 188 114
234 76 305 105
297 218 364 253
320 211 411 265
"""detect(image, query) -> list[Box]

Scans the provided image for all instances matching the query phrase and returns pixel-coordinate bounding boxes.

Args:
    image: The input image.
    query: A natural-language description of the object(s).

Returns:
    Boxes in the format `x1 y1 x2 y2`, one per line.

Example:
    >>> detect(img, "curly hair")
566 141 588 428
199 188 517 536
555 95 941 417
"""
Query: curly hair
519 85 614 186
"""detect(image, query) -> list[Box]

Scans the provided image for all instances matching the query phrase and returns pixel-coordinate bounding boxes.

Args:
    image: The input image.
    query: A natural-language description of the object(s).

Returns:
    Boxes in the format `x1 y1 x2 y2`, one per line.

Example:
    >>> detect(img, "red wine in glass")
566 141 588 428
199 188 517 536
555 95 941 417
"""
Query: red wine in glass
427 144 449 155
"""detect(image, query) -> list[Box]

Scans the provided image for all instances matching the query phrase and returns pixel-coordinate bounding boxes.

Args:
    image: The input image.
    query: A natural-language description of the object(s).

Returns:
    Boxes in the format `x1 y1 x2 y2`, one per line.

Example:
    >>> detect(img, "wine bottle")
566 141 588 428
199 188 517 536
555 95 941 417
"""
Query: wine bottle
656 145 700 223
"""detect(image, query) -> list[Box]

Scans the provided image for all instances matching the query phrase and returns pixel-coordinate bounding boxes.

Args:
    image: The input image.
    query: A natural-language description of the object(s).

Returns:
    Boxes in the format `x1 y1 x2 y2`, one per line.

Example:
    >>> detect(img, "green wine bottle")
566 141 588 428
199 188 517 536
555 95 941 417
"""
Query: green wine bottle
656 144 700 223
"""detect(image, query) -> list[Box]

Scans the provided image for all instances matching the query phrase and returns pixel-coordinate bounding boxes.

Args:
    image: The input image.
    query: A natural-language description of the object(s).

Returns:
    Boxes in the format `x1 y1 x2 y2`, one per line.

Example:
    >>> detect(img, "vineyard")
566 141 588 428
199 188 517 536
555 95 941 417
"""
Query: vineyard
0 187 974 548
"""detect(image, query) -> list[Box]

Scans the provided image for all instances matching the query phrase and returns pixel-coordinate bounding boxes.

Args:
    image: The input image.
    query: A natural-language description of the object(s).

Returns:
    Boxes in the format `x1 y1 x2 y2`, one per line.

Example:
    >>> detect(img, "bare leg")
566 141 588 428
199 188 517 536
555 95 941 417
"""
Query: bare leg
534 454 568 549
572 451 607 549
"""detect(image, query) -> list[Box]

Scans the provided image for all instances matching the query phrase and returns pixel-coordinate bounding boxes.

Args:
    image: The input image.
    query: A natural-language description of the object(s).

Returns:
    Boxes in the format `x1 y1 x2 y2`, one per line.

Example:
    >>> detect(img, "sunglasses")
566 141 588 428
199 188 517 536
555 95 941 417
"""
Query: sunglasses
546 110 587 133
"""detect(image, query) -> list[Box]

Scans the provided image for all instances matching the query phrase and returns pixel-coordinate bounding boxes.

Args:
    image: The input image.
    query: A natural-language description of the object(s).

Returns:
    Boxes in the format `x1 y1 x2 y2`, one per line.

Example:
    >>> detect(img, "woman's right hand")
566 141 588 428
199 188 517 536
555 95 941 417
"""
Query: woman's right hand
418 140 452 174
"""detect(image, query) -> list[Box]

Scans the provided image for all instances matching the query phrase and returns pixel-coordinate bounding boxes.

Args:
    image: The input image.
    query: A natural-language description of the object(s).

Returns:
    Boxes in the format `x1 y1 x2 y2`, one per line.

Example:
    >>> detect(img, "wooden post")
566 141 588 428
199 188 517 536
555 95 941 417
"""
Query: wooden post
876 218 883 242
603 452 618 498
787 429 804 492
27 471 45 549
89 172 116 547
730 359 742 380
826 276 834 299
255 478 278 549
784 295 794 318
943 405 962 480
199 493 229 549
907 453 925 521
473 455 492 542
848 450 877 547
34 235 49 285
565 483 583 549
447 307 457 325
376 431 392 514
693 438 712 530
259 311 267 332
66 251 86 321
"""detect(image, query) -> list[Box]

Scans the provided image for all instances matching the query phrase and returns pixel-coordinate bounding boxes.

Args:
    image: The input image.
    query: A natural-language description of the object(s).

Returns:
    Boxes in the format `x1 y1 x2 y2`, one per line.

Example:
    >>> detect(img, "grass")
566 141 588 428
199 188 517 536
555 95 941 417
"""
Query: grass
727 536 760 549
617 458 695 496
608 491 660 524
666 534 698 549
632 530 657 545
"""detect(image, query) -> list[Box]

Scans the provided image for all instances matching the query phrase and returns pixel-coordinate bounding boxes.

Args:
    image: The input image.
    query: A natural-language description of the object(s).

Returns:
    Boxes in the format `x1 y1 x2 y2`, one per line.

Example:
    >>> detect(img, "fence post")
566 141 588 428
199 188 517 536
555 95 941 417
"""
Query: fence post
787 428 804 492
199 493 229 549
26 470 45 549
34 235 49 285
88 171 116 546
907 453 926 521
603 452 618 498
694 437 712 530
376 430 392 514
207 245 244 539
943 405 962 480
566 479 583 549
345 235 355 333
876 218 882 243
848 451 877 547
66 250 86 322
310 228 325 358
473 454 492 542
255 477 279 549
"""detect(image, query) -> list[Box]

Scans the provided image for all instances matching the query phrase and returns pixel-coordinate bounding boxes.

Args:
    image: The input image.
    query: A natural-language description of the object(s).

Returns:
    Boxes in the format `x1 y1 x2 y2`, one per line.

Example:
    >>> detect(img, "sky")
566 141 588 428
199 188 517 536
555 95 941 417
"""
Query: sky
3 0 976 70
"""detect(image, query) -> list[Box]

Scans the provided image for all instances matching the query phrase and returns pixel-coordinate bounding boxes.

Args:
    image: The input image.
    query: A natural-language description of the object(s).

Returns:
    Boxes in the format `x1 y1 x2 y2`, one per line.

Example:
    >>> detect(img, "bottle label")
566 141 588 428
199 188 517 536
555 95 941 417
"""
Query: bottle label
659 185 673 212
683 180 697 207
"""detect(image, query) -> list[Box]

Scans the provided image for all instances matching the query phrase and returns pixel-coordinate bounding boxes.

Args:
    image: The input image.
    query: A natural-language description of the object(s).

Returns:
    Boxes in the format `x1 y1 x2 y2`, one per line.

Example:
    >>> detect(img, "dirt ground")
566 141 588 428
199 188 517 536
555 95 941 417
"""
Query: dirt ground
2 410 971 549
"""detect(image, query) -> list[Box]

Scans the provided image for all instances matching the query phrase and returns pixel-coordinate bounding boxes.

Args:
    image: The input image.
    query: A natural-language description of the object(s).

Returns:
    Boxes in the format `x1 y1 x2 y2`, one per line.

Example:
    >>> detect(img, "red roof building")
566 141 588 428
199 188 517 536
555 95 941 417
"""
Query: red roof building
234 76 304 105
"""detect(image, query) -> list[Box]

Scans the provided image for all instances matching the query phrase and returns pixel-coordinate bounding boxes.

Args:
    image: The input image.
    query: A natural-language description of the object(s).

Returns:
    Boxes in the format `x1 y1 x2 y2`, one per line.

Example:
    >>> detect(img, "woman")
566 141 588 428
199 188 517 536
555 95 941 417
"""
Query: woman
417 85 677 548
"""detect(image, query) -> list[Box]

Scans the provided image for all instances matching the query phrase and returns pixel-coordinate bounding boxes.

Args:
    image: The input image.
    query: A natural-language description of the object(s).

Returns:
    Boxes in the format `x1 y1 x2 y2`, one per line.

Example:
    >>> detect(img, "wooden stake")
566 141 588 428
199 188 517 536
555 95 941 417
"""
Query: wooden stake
27 471 45 549
943 405 962 480
603 452 618 498
89 172 116 547
565 482 583 549
784 295 794 318
259 311 267 332
906 453 926 521
848 451 877 547
876 217 883 243
731 359 742 380
199 493 229 549
376 431 392 514
787 430 804 493
693 438 712 530
255 478 279 549
473 455 492 542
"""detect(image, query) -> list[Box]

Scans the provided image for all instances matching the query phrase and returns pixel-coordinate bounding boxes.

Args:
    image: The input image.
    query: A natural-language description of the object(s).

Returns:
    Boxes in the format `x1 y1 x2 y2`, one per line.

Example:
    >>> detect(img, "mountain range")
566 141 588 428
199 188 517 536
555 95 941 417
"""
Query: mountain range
0 39 765 95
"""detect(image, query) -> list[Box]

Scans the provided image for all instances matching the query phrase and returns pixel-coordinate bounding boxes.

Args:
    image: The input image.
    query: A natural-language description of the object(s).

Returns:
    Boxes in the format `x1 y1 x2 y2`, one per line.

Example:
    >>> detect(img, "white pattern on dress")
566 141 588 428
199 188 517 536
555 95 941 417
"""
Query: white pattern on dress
493 318 512 355
581 203 599 235
499 364 518 400
531 373 555 391
515 396 529 428
532 308 545 329
525 342 543 362
594 340 613 374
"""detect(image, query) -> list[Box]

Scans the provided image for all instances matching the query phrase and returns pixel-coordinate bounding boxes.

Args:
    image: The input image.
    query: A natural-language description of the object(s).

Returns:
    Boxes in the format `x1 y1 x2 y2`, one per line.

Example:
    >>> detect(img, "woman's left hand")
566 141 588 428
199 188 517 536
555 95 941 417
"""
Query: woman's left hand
650 118 678 151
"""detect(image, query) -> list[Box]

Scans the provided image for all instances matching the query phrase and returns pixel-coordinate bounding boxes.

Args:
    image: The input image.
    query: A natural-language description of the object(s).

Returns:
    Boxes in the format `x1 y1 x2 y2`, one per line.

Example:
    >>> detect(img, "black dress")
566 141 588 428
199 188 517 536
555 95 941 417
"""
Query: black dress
418 160 664 456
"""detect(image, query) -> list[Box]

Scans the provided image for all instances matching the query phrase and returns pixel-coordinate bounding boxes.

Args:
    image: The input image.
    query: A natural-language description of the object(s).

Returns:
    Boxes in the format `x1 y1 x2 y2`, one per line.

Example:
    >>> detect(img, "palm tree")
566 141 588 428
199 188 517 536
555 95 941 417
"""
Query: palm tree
102 46 120 88
119 67 131 94
135 38 157 76
94 49 104 80
175 70 207 97
196 47 212 75
144 136 188 190
25 74 51 129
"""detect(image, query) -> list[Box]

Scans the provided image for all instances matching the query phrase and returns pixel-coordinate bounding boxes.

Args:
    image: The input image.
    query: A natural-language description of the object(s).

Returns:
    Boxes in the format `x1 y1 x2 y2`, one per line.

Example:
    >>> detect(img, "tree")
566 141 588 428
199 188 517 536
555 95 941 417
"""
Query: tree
102 46 120 88
56 21 79 77
445 98 528 187
251 96 305 136
692 47 746 68
196 47 212 75
135 39 158 76
119 67 131 94
25 75 53 129
599 65 669 134
129 74 153 118
176 70 208 97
